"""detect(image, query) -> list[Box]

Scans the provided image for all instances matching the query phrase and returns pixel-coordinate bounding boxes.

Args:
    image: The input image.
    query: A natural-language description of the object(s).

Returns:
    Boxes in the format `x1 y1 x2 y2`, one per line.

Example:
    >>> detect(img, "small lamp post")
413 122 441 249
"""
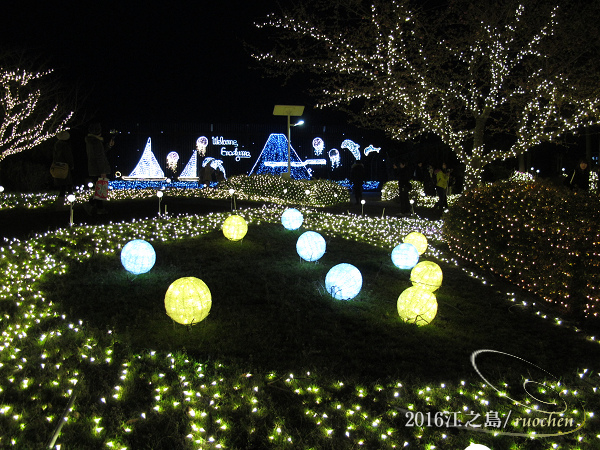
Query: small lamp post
273 105 304 179
229 188 236 211
157 190 164 215
67 194 76 226
361 199 366 215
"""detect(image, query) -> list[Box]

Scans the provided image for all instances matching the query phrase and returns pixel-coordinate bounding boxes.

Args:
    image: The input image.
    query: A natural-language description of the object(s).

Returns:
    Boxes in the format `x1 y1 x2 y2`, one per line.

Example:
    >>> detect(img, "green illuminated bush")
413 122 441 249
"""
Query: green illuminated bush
443 179 600 320
218 174 350 207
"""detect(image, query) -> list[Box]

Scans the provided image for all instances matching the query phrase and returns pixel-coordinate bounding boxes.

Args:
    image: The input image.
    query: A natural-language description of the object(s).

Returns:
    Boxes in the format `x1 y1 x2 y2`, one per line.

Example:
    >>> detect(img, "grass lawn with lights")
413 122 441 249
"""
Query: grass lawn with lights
1 206 599 449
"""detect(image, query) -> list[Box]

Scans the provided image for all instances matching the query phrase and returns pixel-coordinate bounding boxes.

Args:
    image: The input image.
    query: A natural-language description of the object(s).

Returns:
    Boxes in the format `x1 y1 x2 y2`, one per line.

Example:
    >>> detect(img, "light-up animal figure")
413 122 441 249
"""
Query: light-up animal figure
166 152 179 172
209 159 227 180
341 139 361 160
196 136 209 157
364 145 381 156
312 137 324 156
329 148 340 169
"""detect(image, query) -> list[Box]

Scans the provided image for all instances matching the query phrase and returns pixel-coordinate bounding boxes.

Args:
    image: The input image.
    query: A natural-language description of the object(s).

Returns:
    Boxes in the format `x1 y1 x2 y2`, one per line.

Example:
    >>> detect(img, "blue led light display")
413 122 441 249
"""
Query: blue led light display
341 139 361 160
329 148 340 169
312 137 324 156
248 133 311 179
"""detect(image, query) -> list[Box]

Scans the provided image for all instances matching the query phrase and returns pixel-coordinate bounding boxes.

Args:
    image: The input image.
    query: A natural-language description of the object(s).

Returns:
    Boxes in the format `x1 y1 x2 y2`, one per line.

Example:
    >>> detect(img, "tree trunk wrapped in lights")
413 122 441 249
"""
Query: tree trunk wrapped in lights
253 0 600 189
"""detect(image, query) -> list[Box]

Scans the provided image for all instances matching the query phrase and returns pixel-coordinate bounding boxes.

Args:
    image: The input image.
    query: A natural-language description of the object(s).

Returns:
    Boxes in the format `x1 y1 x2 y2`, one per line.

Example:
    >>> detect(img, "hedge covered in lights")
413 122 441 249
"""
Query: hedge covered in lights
381 180 460 208
0 175 351 211
218 174 350 207
443 179 600 320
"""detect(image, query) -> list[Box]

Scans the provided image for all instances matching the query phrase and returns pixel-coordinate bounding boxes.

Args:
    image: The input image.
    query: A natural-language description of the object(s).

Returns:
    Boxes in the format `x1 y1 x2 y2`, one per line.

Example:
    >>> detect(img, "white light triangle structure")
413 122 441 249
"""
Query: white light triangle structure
178 150 198 181
122 138 166 180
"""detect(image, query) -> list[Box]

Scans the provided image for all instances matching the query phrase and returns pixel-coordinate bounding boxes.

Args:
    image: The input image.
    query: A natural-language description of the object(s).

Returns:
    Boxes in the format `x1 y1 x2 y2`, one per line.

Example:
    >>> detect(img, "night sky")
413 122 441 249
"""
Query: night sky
1 0 331 128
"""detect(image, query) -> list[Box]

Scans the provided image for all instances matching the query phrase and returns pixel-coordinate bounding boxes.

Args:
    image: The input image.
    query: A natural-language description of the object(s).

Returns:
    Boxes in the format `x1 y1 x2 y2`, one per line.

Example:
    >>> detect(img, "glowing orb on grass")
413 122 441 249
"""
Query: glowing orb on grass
464 445 492 450
325 263 362 300
403 231 428 255
410 261 443 292
164 277 212 325
397 286 438 325
222 215 248 241
391 243 419 269
120 239 156 275
296 231 326 262
281 208 304 230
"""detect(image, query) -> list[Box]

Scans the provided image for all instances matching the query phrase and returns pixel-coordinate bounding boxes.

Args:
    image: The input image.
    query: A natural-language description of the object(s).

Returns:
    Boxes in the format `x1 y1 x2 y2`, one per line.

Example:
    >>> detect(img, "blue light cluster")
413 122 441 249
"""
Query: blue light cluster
336 179 380 191
249 133 311 179
109 180 207 190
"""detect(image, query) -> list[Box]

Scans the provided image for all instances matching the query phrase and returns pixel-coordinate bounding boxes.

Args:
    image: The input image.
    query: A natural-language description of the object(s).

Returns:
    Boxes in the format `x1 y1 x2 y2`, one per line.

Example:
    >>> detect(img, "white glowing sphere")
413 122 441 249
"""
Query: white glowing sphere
222 215 248 241
410 261 443 292
464 445 491 450
120 239 156 275
325 263 362 300
397 286 438 325
391 243 419 269
403 231 428 255
67 194 76 203
164 277 212 325
156 190 164 198
281 208 304 230
296 231 326 262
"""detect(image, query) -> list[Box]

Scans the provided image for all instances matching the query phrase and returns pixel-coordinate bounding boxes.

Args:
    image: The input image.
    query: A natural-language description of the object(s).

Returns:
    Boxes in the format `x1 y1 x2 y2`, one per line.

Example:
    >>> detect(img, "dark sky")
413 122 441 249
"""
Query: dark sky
1 0 333 128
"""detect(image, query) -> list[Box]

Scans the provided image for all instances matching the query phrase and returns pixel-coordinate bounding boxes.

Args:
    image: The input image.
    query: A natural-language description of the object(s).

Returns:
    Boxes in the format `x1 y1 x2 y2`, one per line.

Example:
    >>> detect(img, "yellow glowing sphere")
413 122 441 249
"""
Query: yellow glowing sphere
397 286 438 325
164 277 212 325
403 231 428 255
410 261 443 292
222 214 248 241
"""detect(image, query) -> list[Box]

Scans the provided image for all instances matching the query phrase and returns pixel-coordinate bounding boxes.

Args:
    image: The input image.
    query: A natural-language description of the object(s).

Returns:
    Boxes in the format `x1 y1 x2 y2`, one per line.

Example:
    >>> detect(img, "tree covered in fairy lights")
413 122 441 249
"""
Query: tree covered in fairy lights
253 0 600 188
0 66 72 162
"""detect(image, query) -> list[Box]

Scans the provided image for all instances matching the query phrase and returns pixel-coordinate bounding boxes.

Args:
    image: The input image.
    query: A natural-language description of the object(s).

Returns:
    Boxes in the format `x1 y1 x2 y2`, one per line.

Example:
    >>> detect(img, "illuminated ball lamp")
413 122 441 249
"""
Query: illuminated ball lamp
325 263 362 300
281 208 304 230
410 261 443 292
403 231 428 255
222 214 248 241
296 231 326 262
464 445 491 450
391 243 419 270
164 277 212 325
397 286 438 325
120 239 156 275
